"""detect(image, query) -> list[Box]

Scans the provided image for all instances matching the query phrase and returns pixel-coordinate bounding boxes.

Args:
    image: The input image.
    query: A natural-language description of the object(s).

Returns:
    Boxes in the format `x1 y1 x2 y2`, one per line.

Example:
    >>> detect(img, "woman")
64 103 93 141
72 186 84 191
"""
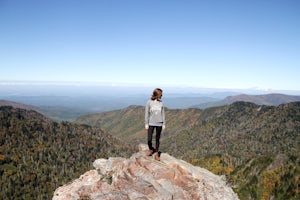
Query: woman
145 88 166 161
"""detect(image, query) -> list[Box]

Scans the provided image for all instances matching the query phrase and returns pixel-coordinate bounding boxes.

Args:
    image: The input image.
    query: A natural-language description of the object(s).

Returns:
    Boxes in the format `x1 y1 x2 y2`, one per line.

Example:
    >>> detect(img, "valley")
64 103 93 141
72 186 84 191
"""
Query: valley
1 91 300 199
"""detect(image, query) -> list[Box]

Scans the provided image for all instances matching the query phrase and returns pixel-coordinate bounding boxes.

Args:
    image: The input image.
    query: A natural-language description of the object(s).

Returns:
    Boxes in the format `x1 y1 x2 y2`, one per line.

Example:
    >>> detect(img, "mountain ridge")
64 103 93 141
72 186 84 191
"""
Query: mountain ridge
194 93 300 109
0 99 40 111
2 92 300 121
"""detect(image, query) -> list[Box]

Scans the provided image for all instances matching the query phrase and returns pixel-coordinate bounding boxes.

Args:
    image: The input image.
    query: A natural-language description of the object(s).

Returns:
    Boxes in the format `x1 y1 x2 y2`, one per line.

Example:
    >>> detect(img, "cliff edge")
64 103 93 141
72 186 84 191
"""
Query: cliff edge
53 144 239 200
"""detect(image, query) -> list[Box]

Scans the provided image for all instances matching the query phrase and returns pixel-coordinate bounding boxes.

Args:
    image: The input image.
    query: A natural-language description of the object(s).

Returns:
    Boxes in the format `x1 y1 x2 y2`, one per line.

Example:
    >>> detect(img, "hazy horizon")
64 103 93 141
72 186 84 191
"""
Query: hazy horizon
1 80 300 121
1 80 300 96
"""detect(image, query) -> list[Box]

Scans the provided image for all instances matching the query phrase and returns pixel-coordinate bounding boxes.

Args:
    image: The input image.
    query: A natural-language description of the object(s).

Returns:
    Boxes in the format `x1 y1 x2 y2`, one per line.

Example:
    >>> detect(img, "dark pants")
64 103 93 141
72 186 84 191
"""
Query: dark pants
147 126 162 153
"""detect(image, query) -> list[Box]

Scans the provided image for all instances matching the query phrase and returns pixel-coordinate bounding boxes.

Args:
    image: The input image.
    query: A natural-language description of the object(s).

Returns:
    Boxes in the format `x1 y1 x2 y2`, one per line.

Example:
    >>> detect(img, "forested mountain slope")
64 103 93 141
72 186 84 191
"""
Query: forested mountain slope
164 102 300 199
0 106 134 199
76 102 300 199
75 105 202 144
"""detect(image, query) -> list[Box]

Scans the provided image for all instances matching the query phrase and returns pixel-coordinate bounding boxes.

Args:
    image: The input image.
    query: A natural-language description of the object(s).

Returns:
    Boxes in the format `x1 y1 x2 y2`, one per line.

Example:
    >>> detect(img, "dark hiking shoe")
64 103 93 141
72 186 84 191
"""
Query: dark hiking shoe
146 150 153 156
154 152 160 161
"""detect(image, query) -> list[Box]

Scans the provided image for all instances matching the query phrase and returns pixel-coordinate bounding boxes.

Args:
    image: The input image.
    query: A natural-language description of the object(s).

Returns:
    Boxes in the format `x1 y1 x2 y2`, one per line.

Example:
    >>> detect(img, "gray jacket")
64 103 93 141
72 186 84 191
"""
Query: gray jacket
145 99 165 126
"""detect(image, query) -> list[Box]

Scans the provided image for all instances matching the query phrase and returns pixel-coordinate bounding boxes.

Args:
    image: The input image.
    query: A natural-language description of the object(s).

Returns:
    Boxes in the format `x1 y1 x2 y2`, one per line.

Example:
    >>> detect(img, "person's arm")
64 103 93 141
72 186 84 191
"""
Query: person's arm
162 103 166 129
145 101 150 129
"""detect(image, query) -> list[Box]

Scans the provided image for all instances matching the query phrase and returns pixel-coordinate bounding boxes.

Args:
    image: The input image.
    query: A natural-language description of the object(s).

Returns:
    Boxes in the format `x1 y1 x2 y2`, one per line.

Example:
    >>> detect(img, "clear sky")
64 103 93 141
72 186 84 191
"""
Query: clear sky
1 0 299 90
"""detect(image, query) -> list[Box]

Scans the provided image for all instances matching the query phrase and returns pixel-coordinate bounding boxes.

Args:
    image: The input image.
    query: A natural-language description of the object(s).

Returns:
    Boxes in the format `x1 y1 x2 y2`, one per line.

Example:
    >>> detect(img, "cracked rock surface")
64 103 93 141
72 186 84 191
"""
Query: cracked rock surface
53 144 239 200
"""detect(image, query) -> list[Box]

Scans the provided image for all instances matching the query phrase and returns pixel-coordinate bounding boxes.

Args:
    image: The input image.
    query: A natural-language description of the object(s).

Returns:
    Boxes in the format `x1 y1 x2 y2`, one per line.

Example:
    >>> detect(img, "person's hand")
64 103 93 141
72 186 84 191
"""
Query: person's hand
145 125 149 129
162 125 166 130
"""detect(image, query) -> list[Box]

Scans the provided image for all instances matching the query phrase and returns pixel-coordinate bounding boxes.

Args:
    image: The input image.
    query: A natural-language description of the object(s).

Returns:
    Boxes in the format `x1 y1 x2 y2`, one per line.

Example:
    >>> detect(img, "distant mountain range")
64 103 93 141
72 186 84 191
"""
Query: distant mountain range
1 93 300 121
193 93 300 109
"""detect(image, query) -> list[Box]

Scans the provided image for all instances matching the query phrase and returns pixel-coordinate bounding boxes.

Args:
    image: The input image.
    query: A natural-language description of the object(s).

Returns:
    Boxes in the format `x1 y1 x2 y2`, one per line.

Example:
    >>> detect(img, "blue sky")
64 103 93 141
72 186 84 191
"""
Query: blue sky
1 0 300 90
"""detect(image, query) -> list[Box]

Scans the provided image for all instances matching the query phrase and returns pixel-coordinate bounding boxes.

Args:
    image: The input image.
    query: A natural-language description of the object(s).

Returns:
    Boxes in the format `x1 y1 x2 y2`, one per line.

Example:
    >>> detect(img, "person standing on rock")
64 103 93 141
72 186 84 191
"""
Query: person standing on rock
145 88 166 161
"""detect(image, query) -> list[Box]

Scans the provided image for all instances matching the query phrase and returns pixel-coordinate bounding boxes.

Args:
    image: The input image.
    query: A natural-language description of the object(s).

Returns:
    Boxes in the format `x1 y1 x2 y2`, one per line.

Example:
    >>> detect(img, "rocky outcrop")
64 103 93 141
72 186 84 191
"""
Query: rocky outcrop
53 144 239 200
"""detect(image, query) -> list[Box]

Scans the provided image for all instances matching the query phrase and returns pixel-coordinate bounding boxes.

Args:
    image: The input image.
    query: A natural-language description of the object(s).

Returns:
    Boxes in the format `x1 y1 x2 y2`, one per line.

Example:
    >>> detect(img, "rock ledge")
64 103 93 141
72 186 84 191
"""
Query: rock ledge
53 144 239 200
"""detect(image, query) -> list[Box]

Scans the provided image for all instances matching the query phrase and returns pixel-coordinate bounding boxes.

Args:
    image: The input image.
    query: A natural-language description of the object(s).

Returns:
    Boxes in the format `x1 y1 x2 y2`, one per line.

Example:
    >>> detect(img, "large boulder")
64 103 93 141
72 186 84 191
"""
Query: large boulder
53 144 239 200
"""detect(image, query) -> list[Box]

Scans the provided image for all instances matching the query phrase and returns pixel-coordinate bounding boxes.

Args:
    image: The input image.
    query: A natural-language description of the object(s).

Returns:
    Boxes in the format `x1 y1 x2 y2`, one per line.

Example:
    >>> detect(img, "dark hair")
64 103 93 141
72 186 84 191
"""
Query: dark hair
151 88 163 100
